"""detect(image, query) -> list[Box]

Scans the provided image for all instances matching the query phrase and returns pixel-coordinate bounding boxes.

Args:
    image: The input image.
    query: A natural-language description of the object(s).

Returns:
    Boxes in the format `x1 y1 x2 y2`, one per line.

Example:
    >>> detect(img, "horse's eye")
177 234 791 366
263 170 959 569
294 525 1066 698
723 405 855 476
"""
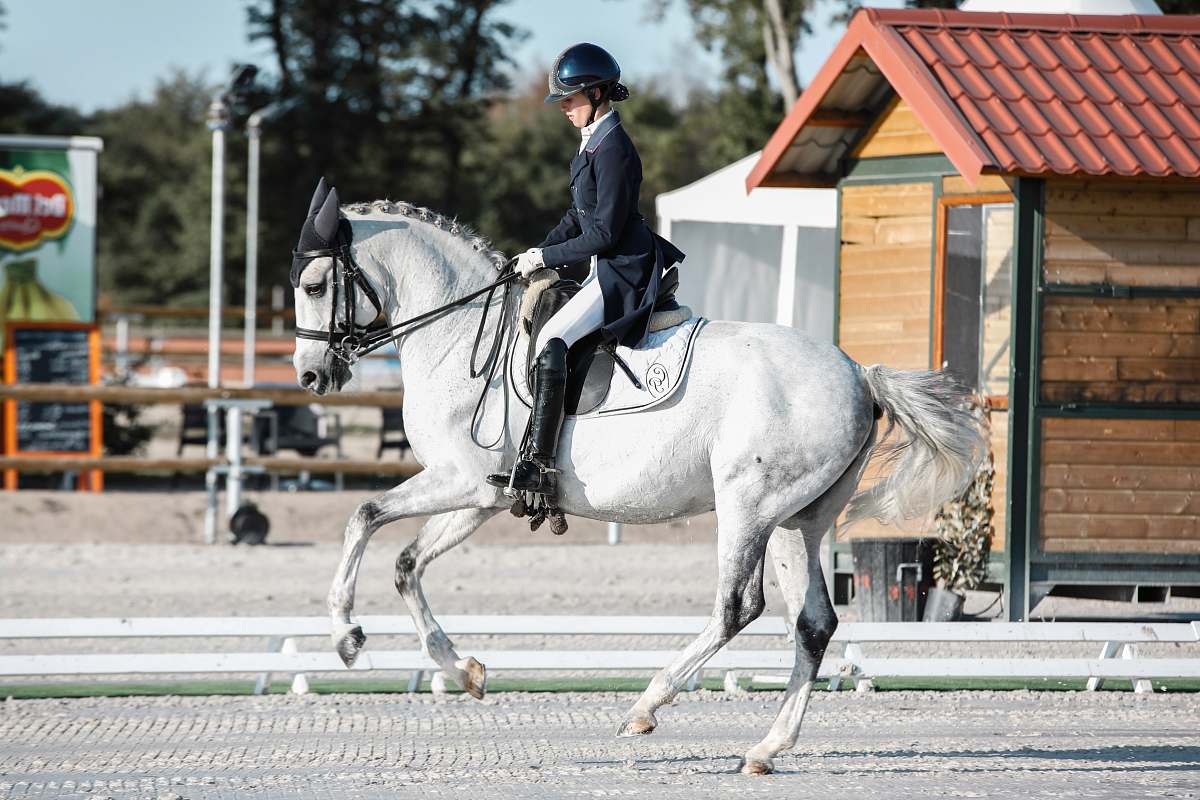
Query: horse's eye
304 282 325 297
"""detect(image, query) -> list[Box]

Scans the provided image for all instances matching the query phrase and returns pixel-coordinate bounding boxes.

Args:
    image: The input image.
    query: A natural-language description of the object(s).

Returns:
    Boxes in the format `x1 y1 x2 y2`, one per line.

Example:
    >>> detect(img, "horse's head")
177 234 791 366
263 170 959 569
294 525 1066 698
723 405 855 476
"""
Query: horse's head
290 178 381 394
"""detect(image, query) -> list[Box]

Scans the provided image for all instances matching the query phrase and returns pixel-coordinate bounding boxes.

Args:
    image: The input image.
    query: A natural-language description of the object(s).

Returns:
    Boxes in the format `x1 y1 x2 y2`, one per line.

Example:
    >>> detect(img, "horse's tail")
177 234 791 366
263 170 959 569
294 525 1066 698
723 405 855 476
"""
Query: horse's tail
843 364 988 529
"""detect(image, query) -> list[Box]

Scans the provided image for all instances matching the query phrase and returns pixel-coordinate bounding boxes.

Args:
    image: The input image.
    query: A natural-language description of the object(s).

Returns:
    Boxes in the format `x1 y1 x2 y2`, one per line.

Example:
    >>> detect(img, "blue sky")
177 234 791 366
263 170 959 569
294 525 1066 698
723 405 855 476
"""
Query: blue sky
0 0 902 113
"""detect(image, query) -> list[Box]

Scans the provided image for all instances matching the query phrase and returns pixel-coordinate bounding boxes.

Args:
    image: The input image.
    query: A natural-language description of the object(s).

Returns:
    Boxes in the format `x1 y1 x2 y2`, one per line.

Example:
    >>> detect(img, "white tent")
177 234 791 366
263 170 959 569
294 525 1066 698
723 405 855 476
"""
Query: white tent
655 151 838 340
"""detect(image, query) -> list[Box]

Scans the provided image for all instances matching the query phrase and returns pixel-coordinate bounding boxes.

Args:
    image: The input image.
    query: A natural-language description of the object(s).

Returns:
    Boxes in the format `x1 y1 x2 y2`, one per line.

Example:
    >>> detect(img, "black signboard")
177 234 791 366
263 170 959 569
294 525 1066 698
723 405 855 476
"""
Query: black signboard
4 324 97 454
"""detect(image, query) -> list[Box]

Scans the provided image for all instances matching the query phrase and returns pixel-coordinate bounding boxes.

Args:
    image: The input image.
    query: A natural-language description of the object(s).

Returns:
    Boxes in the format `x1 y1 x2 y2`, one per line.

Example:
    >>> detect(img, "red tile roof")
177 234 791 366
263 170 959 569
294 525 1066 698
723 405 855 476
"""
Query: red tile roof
746 9 1200 192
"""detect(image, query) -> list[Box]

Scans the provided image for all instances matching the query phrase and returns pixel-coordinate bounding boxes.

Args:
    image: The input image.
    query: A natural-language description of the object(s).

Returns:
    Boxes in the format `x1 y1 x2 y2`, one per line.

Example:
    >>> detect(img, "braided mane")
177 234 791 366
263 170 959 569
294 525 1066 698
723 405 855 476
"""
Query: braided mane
344 200 508 272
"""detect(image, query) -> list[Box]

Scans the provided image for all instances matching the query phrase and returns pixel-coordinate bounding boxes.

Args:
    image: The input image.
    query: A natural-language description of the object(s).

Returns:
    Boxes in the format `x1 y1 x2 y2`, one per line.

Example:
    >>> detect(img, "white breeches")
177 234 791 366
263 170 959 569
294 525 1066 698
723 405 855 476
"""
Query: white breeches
534 269 605 354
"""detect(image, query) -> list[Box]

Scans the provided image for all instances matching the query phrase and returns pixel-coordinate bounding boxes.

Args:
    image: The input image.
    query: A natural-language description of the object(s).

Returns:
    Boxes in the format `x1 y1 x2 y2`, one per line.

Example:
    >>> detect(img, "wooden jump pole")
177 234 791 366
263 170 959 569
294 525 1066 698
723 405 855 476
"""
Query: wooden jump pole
0 384 404 408
0 455 422 477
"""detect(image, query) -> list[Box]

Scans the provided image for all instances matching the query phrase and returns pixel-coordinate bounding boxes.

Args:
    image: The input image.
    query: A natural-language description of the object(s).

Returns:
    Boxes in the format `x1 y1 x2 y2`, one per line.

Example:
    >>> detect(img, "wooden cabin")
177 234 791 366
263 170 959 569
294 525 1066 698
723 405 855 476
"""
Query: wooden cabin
747 8 1200 619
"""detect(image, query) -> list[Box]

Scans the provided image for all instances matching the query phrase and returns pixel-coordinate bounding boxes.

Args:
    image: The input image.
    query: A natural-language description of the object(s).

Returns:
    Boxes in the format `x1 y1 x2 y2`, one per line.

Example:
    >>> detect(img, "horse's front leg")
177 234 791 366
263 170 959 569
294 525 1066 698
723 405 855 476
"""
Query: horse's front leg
327 469 494 666
392 507 500 699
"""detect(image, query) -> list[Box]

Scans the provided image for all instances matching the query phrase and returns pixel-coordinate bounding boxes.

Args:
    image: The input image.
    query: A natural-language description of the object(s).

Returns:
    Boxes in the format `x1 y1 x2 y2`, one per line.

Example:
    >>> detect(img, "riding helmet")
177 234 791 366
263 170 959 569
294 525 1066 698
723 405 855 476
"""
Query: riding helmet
544 43 630 105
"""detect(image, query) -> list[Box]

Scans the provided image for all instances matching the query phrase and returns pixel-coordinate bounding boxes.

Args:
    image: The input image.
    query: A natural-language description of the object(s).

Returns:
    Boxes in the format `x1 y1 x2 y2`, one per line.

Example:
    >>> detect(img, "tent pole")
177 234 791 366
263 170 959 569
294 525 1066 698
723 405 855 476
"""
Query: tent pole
775 224 799 327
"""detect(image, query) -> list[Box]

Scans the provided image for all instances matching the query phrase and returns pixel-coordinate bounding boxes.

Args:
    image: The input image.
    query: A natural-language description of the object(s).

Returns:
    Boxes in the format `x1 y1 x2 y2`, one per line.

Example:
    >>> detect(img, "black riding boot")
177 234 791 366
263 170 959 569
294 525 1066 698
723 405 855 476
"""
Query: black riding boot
486 337 568 496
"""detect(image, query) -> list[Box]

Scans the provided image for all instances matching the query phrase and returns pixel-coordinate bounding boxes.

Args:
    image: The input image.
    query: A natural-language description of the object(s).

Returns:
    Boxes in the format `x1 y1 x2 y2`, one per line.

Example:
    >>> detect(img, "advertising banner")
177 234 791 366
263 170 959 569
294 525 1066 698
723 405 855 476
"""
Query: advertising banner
0 136 102 351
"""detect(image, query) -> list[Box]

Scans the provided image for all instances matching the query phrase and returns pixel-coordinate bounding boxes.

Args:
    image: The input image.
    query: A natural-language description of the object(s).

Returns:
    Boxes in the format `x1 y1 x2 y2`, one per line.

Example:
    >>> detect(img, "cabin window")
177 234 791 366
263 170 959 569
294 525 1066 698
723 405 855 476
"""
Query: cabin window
936 199 1013 404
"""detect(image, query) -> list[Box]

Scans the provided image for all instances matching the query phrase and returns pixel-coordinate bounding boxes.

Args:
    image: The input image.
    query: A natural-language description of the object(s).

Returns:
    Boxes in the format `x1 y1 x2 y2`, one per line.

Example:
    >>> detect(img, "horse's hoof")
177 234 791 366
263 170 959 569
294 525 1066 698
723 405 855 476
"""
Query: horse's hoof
456 656 487 700
616 714 657 737
739 758 774 776
332 624 366 668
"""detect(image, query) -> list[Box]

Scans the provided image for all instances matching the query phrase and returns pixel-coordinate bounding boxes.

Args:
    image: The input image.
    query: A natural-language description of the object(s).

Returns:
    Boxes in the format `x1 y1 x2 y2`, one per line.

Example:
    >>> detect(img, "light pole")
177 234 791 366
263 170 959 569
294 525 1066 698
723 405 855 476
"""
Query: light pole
206 94 229 393
243 99 296 387
203 92 230 545
203 64 257 544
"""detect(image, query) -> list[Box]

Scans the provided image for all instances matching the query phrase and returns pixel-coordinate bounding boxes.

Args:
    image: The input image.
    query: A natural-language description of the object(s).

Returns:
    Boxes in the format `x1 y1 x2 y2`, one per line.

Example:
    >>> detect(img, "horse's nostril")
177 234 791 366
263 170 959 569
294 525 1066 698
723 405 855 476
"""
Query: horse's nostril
301 371 317 388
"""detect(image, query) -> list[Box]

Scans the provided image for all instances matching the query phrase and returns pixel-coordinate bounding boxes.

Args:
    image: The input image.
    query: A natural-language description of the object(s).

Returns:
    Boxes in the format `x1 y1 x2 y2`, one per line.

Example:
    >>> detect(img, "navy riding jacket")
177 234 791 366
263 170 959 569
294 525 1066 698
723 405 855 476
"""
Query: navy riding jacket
537 109 686 348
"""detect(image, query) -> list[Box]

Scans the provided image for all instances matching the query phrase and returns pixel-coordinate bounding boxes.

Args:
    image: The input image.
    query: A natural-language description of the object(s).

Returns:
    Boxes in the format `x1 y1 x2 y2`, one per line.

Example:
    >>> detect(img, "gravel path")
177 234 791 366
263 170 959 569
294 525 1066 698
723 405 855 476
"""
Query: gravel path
2 689 1198 799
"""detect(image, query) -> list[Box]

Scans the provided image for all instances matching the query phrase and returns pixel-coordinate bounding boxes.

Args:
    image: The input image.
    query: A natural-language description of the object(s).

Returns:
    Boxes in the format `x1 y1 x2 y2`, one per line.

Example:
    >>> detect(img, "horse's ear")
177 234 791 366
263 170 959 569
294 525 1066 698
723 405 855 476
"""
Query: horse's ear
307 177 330 217
313 187 340 243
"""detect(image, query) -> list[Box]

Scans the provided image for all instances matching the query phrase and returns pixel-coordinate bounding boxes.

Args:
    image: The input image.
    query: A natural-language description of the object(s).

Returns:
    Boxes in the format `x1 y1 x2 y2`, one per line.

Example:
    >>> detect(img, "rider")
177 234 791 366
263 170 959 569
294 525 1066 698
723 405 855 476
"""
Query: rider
486 42 686 500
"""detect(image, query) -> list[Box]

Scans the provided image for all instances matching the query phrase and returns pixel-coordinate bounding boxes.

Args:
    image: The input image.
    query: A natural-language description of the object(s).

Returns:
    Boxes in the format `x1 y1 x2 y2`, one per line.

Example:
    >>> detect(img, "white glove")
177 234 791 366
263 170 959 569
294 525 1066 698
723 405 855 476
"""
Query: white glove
515 247 545 278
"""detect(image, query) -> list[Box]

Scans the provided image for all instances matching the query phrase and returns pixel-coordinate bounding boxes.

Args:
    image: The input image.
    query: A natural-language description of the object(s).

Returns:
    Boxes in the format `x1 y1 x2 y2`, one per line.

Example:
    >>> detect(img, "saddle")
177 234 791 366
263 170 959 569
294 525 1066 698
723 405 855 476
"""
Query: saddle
520 266 692 415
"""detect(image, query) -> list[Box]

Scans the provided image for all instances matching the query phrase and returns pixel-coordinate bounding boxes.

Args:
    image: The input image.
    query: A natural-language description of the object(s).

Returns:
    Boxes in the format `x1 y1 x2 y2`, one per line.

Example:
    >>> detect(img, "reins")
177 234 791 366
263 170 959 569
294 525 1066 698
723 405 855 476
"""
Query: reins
294 229 518 363
293 219 521 449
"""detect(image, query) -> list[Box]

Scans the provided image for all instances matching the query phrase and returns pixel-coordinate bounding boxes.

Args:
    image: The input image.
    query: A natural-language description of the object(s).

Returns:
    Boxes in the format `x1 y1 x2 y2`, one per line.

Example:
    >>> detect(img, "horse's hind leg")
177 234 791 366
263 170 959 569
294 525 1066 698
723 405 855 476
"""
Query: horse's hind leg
394 507 500 699
740 426 875 775
617 497 773 737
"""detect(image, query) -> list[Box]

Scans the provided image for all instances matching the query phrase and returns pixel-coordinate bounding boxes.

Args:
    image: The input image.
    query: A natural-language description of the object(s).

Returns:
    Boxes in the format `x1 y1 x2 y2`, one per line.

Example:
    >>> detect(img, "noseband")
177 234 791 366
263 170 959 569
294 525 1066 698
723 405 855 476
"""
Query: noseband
293 218 517 364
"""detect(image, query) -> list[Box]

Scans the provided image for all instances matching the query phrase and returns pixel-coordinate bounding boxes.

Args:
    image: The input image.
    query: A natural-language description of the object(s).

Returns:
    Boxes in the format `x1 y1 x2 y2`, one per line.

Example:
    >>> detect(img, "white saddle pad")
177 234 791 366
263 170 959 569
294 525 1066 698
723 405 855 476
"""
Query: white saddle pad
510 316 707 419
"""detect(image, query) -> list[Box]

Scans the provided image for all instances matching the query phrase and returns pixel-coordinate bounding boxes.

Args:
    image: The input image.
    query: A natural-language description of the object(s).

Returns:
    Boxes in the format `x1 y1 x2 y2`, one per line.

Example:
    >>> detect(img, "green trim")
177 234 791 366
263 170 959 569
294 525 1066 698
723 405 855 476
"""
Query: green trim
1030 550 1200 567
1005 177 1045 622
1040 405 1200 418
1031 563 1200 585
841 154 957 182
1024 178 1047 620
1042 283 1200 299
986 553 1008 584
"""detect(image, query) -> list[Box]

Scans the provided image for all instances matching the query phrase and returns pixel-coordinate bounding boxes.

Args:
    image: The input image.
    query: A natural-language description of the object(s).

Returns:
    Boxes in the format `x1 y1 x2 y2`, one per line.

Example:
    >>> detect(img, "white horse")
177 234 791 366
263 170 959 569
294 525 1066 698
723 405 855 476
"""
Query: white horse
292 195 986 775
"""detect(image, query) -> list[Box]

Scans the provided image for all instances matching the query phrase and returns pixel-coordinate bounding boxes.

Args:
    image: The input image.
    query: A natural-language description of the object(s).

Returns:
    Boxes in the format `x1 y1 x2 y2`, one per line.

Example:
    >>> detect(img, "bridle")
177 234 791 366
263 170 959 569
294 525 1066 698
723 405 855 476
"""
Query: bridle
293 218 517 365
292 216 521 449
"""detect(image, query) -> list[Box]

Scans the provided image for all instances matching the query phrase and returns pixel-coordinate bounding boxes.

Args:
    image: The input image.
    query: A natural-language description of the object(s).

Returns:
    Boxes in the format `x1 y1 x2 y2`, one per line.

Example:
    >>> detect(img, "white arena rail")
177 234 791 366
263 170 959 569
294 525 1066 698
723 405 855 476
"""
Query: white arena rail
0 616 1197 695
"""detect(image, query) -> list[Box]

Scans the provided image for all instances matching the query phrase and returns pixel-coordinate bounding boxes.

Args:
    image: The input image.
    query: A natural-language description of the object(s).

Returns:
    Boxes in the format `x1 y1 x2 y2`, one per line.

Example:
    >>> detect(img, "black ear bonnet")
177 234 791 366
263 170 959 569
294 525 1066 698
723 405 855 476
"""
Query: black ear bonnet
290 178 345 288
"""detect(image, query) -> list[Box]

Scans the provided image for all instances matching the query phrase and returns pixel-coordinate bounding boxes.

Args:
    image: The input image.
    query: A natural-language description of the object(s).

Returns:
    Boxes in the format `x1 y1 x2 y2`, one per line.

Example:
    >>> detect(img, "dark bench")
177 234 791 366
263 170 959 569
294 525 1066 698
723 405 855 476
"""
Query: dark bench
177 403 219 454
252 405 344 490
378 406 410 459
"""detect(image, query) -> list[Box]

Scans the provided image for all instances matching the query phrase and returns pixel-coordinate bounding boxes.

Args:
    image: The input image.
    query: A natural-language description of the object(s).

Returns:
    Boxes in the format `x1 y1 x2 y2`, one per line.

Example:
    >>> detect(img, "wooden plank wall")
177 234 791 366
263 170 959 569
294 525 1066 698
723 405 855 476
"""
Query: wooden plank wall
849 97 942 159
839 182 934 369
1039 178 1200 556
943 176 1012 196
1043 178 1200 287
1041 295 1200 404
1041 418 1200 554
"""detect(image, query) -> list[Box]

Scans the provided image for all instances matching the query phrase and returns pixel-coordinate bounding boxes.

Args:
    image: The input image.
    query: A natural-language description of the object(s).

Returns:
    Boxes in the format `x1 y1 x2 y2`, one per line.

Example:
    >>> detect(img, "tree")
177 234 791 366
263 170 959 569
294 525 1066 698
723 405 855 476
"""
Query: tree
643 0 800 164
408 1 526 212
245 0 523 295
0 81 85 136
464 72 733 257
461 74 579 257
245 0 426 294
90 72 247 306
761 0 805 108
650 0 808 109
